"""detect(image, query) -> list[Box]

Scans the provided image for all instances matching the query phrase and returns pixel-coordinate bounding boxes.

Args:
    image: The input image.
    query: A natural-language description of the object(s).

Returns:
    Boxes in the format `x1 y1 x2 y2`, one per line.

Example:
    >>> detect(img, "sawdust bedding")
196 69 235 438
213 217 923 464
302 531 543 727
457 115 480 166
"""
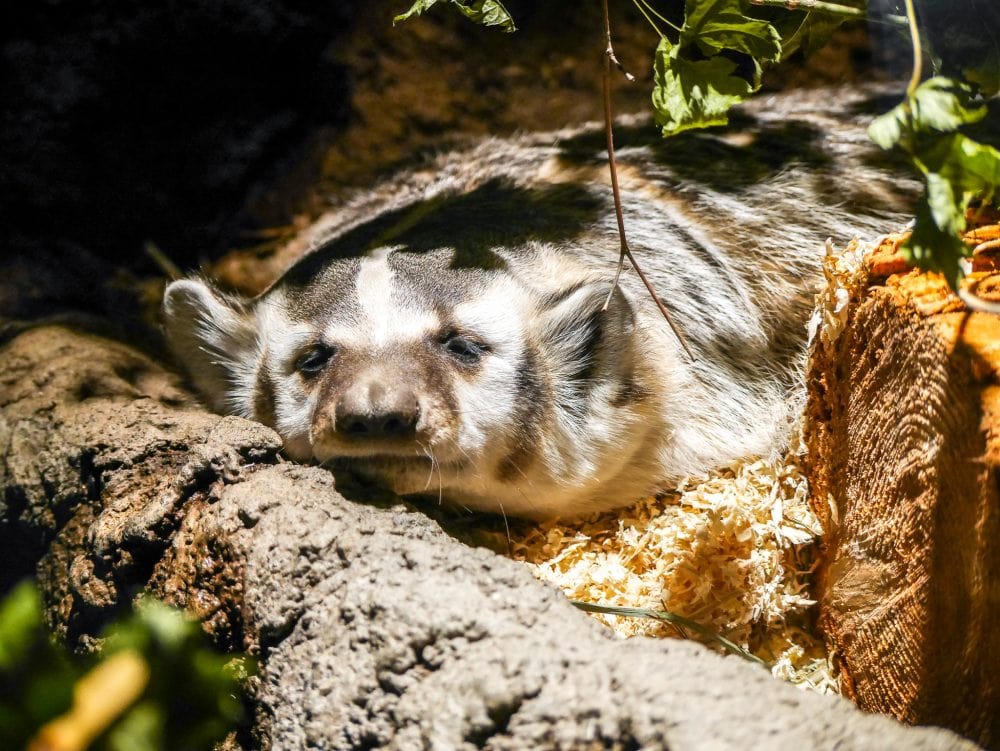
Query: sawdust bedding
503 238 887 696
506 452 837 694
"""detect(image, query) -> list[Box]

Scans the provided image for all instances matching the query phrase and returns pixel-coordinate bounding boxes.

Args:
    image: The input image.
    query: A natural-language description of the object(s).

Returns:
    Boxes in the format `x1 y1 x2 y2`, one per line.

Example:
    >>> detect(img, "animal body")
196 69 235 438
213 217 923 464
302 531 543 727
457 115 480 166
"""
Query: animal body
163 85 916 519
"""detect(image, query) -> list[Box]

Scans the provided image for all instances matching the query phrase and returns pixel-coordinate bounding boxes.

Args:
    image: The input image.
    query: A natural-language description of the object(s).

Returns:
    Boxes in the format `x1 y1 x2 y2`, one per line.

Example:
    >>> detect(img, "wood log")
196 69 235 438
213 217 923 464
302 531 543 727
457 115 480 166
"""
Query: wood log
805 237 1000 748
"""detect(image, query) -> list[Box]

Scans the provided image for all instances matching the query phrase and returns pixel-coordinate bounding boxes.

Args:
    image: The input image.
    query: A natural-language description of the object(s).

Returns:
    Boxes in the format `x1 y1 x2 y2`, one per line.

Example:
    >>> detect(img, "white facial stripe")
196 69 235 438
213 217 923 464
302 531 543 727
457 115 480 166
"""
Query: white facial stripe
445 279 530 457
330 246 440 349
356 247 398 347
452 277 530 355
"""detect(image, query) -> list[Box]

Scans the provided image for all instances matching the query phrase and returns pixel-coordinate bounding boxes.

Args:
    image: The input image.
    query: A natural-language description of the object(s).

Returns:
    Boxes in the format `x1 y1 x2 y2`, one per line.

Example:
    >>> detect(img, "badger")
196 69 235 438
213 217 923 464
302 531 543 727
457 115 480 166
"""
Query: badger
163 85 915 519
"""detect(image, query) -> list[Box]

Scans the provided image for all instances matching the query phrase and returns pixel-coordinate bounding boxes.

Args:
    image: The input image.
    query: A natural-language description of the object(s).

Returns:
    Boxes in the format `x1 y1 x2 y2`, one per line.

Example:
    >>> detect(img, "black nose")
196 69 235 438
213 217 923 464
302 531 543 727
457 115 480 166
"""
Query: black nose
336 409 418 439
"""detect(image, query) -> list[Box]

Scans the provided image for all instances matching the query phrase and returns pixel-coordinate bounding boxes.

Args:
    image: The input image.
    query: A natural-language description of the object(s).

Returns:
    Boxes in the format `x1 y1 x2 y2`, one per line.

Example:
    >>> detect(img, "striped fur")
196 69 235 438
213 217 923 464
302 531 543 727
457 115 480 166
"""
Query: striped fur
163 84 917 518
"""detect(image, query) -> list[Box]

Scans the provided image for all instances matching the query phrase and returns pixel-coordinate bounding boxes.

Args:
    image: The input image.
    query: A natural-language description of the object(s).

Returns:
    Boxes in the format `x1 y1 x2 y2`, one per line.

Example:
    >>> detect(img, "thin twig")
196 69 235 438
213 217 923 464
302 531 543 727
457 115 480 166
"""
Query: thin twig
902 0 922 98
144 241 182 281
571 600 769 667
600 4 630 310
604 6 636 83
958 285 1000 315
634 0 682 34
747 0 866 17
600 0 694 360
631 0 666 40
750 0 906 29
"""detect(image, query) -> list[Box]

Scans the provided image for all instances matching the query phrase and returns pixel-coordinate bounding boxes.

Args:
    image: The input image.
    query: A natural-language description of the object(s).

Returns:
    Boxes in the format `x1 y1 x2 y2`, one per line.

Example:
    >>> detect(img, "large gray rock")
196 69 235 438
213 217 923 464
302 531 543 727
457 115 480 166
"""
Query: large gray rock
0 325 977 749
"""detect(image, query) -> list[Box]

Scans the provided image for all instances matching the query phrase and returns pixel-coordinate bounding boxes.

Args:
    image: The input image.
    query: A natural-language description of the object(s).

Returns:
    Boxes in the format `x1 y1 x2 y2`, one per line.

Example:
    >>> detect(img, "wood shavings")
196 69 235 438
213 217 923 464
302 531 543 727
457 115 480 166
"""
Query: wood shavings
507 455 837 693
808 236 873 347
499 238 907 694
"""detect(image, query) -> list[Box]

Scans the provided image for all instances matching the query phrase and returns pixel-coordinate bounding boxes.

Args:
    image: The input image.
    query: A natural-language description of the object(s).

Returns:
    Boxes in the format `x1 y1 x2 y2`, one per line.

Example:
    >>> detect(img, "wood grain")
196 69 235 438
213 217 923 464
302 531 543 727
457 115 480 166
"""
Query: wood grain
805 250 1000 748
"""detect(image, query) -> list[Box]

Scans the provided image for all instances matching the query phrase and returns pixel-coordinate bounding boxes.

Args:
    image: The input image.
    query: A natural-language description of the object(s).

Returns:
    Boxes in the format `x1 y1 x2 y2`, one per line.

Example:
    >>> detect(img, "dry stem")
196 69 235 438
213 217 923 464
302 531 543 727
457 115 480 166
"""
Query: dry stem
600 0 693 360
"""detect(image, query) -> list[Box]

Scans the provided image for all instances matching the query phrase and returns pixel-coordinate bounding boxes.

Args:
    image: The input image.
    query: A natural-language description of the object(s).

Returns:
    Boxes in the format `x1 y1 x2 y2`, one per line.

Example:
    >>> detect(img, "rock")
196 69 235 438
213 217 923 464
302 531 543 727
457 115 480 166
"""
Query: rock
1 324 979 749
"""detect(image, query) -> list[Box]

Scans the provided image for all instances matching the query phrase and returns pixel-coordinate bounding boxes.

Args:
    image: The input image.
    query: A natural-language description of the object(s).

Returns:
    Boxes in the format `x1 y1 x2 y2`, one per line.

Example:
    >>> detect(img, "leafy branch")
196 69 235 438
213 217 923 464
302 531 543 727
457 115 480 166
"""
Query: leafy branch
393 0 516 32
392 0 1000 300
867 0 1000 294
650 0 782 136
1 581 252 751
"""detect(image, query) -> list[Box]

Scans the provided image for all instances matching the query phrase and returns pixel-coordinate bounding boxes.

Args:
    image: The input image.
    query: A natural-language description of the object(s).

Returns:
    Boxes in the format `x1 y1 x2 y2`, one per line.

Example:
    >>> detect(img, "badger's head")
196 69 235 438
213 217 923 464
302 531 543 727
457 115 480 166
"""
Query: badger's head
163 242 661 518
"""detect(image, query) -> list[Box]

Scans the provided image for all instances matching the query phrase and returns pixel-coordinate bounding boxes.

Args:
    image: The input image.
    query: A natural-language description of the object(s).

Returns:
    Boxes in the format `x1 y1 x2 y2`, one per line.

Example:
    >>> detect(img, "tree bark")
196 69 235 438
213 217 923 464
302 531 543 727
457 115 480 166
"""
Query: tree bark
1 323 978 750
805 250 1000 749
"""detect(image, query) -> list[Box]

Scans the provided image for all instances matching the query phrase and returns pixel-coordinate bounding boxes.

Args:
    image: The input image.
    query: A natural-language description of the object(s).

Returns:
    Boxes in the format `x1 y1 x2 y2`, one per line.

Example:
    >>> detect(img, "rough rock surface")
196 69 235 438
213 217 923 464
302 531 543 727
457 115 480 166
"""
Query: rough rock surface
0 323 980 749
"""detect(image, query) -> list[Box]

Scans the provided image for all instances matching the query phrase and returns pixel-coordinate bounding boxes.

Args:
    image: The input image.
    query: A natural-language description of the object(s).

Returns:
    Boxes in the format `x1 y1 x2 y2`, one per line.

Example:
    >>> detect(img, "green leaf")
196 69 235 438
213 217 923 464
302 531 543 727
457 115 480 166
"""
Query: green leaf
95 596 254 751
779 9 855 59
903 177 970 289
0 580 42 670
923 171 965 237
393 0 515 32
870 74 1000 291
919 133 1000 195
650 0 780 137
868 107 906 150
393 0 434 24
652 36 754 136
911 78 987 133
0 581 79 747
683 0 781 62
964 66 1000 98
452 0 515 30
136 598 195 652
954 136 1000 193
868 77 989 153
104 702 163 751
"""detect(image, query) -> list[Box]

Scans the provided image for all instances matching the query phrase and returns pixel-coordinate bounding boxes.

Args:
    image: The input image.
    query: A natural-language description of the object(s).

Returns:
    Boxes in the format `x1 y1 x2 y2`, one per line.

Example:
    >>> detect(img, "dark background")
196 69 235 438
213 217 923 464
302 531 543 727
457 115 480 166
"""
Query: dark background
2 0 359 273
1 0 932 319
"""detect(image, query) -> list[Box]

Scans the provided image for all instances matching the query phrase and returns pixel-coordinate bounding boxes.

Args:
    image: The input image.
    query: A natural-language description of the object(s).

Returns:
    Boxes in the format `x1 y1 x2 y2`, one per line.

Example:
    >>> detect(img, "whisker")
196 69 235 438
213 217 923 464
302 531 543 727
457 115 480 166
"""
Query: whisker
416 440 446 505
436 454 444 506
496 499 512 547
505 455 531 482
418 440 437 491
451 442 486 487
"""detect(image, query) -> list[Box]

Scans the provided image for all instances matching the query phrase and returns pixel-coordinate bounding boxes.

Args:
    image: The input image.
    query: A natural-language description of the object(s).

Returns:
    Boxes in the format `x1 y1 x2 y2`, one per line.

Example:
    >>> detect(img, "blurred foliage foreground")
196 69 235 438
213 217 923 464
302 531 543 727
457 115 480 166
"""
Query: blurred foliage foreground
0 581 253 751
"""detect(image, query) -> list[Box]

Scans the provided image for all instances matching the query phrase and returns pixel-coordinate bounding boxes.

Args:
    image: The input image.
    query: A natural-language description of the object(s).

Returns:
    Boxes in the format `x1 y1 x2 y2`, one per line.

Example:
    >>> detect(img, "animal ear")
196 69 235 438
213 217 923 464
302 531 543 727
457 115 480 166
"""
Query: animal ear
162 278 257 412
538 280 635 383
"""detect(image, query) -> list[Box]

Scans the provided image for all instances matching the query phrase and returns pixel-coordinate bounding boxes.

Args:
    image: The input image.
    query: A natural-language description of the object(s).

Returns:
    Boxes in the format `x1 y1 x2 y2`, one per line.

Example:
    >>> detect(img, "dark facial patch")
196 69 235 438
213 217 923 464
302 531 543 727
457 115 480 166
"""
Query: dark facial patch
282 176 604 283
279 256 362 324
374 178 605 255
271 176 612 327
563 306 604 384
495 346 546 484
387 247 494 309
253 355 278 428
542 286 611 385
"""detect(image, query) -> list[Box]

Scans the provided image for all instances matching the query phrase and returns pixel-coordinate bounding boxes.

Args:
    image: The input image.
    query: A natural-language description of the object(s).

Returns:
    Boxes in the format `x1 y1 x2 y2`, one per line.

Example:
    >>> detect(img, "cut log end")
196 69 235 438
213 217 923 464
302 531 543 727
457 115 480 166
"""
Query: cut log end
805 239 1000 748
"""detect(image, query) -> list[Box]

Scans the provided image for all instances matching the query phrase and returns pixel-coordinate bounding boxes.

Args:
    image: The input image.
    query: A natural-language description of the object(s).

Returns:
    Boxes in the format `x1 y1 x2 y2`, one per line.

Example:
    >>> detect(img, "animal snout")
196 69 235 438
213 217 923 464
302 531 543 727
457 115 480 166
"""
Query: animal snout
335 380 420 441
336 408 418 439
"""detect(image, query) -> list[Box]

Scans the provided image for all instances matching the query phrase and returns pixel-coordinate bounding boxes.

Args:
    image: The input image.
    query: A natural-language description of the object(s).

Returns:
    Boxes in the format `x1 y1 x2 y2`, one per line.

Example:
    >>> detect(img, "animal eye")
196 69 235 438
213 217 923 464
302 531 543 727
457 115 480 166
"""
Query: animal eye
442 333 488 365
294 343 335 376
